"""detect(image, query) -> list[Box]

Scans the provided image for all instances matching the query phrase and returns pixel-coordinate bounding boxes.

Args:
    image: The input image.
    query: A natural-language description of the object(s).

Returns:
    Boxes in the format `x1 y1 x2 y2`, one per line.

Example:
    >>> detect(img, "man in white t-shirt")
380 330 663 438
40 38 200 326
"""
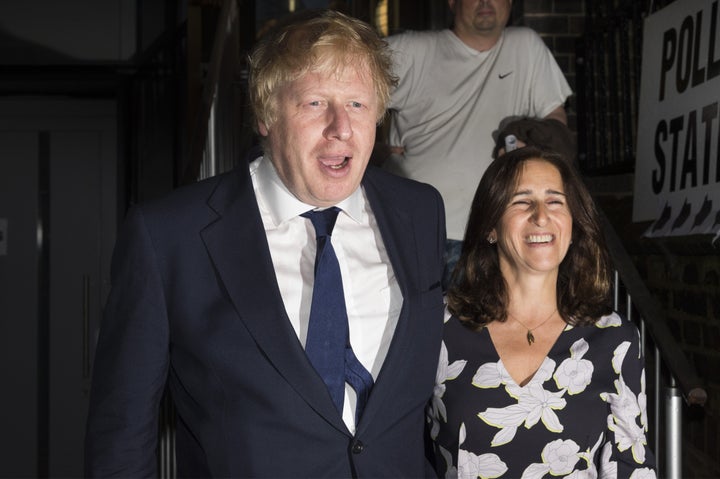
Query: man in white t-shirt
384 0 572 286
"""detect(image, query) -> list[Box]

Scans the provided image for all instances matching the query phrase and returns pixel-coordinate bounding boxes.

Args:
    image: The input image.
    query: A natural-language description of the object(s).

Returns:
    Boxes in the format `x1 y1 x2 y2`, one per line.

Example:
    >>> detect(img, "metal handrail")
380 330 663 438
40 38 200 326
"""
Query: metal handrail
599 208 707 407
183 0 240 185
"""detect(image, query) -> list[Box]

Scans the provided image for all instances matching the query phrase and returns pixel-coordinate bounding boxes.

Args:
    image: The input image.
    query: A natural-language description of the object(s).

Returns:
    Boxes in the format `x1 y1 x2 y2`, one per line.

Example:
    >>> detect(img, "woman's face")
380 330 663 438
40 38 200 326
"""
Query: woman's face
492 159 573 280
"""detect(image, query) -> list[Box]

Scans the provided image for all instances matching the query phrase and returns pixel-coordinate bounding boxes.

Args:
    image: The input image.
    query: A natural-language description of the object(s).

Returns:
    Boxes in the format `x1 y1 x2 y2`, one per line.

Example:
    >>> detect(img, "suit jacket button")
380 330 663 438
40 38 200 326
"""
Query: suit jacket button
352 440 364 454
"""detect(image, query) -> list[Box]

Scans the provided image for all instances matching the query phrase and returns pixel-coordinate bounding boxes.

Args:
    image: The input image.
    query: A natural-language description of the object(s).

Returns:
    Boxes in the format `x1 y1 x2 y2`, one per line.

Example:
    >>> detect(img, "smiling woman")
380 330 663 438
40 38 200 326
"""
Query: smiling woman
430 147 658 478
492 158 573 282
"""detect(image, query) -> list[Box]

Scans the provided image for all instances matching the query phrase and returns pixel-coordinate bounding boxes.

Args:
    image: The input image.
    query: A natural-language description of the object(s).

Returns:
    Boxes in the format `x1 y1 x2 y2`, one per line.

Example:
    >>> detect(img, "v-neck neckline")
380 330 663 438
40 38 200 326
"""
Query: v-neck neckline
483 323 569 387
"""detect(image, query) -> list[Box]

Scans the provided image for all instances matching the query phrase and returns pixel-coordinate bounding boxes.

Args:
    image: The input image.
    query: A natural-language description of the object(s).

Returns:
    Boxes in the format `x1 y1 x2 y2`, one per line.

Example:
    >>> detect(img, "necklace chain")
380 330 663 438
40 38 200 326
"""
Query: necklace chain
507 308 558 346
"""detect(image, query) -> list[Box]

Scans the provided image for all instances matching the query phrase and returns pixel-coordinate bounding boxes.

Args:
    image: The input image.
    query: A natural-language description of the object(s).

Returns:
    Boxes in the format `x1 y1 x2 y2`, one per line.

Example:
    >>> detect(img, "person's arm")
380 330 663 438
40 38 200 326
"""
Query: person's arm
598 322 657 478
85 206 170 477
543 105 567 125
525 28 572 125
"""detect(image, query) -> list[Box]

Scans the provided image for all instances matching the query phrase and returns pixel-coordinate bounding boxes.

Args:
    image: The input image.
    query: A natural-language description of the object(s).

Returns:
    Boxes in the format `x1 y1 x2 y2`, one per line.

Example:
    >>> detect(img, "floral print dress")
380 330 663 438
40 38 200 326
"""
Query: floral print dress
429 311 657 479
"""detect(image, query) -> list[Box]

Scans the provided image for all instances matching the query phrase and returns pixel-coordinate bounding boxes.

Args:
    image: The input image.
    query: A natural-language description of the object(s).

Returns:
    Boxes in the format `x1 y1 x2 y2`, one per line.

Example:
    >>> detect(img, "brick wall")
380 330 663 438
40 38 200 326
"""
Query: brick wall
639 246 720 479
518 0 586 130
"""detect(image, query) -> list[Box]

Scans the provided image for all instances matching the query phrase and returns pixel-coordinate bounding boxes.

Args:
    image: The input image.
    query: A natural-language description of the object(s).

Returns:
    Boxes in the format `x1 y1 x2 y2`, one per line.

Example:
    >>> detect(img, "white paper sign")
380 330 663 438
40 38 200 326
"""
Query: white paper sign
634 0 720 239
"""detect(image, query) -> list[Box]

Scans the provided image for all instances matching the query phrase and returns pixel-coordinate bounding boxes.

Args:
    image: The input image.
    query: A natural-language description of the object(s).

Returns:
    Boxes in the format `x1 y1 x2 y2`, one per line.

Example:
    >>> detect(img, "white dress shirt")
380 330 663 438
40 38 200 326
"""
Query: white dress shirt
249 156 403 433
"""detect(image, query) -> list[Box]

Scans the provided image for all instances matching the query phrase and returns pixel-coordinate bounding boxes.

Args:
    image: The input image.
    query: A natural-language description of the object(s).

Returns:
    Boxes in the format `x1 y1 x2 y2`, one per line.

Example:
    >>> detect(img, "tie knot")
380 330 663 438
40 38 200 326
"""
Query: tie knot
302 207 341 237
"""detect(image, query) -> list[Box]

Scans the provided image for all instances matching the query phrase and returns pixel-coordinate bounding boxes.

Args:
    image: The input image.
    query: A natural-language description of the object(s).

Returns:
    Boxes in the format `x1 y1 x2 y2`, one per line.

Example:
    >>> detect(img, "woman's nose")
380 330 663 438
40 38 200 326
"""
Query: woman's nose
531 204 549 226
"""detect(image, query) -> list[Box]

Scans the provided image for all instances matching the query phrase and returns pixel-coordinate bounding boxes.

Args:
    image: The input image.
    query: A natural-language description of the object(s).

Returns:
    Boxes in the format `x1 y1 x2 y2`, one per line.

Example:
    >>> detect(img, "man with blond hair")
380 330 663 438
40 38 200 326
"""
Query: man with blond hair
85 9 446 477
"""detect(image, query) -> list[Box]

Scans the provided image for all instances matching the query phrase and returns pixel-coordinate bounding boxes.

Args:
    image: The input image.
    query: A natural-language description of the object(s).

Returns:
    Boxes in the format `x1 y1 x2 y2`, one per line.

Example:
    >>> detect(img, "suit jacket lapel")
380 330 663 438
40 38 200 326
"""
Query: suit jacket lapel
356 169 420 433
200 168 348 433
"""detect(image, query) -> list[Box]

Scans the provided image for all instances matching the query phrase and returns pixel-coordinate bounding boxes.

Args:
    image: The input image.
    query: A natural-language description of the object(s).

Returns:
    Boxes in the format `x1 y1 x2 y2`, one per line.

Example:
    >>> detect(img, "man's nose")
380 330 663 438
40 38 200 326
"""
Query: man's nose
324 105 352 141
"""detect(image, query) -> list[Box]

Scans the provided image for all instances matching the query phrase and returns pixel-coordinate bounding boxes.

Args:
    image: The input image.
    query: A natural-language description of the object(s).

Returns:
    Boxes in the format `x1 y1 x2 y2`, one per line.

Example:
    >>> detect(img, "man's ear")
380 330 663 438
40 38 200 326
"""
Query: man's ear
258 121 269 137
447 0 456 13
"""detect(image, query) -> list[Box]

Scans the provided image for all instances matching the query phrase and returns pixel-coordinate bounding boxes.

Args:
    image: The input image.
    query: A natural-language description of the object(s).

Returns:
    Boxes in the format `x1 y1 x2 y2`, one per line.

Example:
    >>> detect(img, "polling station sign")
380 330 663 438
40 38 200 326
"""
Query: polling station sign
634 0 720 240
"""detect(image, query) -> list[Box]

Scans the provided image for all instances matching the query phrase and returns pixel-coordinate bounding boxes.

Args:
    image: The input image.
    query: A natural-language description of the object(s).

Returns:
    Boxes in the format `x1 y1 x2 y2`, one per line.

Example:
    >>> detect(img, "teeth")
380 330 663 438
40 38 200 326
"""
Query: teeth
527 234 553 243
327 158 348 169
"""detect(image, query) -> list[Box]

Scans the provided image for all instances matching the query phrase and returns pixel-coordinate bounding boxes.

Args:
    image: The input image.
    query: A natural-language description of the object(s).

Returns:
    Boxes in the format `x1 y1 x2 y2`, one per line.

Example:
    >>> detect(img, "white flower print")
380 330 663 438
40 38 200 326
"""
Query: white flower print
598 441 617 479
601 376 641 423
565 468 597 479
522 384 567 431
479 383 566 445
596 313 622 328
601 371 648 464
629 468 657 479
430 341 467 438
505 358 557 398
606 413 648 464
443 301 453 323
554 338 594 395
472 361 512 389
437 444 458 479
611 341 631 375
432 311 657 479
544 439 581 475
520 462 551 479
566 432 604 479
458 449 508 479
521 439 581 478
638 369 648 431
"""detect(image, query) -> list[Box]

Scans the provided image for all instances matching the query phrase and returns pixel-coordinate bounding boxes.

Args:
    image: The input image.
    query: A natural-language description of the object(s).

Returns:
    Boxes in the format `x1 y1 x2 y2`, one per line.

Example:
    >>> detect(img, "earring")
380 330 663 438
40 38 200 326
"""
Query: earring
487 236 497 244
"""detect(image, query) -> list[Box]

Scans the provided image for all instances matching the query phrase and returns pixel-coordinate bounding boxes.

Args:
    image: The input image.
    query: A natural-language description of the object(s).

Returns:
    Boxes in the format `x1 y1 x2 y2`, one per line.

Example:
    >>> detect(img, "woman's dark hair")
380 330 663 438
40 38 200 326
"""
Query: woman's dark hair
447 147 613 329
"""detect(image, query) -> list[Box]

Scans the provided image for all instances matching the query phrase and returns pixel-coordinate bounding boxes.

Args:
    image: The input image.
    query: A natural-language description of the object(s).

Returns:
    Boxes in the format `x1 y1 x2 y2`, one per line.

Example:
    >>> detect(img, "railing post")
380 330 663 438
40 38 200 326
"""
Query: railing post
653 345 661 470
665 376 682 479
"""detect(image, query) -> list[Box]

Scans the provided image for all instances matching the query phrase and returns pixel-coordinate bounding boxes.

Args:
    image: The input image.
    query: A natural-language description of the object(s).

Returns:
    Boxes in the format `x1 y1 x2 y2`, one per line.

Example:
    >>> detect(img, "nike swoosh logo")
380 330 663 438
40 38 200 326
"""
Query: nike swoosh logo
499 71 513 79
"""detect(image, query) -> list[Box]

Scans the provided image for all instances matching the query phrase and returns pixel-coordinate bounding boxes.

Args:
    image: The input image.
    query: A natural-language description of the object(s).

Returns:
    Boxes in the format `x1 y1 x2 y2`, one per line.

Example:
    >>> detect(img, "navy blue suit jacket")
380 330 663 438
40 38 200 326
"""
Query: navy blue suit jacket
85 164 446 478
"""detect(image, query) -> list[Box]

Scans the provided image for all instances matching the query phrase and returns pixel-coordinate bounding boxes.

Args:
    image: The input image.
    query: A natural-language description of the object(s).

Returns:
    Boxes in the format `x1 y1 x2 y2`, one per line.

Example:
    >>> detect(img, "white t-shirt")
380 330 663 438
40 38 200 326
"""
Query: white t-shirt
386 27 573 240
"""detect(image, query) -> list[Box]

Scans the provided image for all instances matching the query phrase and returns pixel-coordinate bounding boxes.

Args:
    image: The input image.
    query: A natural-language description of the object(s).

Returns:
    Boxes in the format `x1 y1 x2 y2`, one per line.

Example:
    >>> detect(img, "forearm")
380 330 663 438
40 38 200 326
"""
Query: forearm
543 105 567 125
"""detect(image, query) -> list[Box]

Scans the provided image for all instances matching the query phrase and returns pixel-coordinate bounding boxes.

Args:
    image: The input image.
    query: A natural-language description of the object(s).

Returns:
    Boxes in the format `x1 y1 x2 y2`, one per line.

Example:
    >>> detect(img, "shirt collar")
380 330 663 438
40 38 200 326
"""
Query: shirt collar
252 155 365 226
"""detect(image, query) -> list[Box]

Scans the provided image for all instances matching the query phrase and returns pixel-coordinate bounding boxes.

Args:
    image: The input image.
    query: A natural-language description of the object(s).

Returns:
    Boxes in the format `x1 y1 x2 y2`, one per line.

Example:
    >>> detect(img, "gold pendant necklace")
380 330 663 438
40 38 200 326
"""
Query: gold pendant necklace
507 308 558 346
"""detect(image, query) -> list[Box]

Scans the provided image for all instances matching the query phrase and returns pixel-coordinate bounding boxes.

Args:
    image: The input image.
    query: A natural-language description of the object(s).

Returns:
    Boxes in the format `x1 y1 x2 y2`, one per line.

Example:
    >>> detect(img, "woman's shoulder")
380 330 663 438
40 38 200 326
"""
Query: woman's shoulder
577 311 641 346
443 305 486 343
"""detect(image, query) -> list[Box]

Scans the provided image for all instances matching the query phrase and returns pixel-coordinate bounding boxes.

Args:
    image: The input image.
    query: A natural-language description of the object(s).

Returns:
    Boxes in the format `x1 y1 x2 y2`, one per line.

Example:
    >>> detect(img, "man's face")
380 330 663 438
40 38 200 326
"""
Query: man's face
449 0 512 37
258 64 379 208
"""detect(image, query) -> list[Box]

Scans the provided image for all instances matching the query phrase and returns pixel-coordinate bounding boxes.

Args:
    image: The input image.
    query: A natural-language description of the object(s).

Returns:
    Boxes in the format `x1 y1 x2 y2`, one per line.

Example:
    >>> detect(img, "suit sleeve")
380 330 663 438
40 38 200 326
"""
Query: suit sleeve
84 206 170 477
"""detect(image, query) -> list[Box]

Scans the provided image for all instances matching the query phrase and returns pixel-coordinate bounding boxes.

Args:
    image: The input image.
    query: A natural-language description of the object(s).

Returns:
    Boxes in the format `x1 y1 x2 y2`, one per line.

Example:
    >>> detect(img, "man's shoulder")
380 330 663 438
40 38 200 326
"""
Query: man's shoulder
387 28 451 49
502 26 546 46
364 164 431 186
138 166 248 219
363 166 442 203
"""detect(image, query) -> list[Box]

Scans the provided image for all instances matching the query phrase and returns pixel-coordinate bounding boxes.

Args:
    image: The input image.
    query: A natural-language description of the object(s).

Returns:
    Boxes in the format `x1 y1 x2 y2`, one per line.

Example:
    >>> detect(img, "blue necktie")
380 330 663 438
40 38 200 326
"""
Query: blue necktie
302 207 374 423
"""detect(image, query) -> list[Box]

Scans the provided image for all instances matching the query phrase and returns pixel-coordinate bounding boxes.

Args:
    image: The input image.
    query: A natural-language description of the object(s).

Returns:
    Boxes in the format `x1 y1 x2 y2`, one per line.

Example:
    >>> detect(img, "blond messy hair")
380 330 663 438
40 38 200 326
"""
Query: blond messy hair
248 9 397 129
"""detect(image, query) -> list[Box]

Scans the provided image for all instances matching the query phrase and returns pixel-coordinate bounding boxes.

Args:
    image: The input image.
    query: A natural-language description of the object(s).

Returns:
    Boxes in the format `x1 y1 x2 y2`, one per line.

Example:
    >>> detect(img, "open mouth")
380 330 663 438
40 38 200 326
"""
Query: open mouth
328 158 349 169
526 234 554 244
321 155 351 172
